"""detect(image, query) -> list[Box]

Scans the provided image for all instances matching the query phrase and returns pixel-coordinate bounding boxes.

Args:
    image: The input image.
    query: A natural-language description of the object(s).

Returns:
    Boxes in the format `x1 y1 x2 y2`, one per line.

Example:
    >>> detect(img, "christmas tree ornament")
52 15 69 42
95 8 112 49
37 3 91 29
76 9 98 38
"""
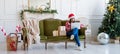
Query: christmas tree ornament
97 32 109 45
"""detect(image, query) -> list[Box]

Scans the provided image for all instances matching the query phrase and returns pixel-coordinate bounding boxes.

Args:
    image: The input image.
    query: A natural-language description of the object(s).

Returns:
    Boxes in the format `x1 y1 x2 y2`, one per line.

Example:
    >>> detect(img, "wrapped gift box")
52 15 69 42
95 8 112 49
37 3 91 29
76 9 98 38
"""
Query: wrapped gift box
53 30 58 36
58 26 66 36
59 31 66 36
114 40 119 44
58 26 66 31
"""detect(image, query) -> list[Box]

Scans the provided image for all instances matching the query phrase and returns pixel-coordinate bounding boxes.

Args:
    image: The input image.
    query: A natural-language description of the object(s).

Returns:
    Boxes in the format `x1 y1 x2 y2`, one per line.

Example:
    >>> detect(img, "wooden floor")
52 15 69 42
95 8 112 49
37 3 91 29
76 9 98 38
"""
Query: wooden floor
0 41 120 54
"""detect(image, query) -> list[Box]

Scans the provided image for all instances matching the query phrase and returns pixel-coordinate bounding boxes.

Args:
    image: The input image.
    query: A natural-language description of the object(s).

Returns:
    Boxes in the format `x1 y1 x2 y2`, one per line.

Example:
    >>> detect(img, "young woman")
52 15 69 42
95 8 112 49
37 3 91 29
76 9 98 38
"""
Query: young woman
65 13 82 50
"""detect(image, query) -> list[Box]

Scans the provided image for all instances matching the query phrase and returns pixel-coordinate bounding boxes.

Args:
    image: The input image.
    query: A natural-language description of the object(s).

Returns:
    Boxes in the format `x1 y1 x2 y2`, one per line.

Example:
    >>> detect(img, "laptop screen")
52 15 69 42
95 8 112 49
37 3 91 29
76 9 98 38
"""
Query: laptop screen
71 22 80 29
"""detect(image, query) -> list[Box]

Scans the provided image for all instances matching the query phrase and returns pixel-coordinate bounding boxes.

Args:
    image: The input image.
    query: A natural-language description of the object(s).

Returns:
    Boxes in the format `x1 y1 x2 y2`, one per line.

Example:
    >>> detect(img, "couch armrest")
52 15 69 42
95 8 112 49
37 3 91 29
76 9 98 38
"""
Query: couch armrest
79 27 87 35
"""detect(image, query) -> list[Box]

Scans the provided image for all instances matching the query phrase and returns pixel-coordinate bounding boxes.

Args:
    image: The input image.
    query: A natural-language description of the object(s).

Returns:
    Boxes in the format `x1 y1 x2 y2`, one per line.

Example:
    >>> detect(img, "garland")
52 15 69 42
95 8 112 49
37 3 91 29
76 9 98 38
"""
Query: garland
20 9 57 20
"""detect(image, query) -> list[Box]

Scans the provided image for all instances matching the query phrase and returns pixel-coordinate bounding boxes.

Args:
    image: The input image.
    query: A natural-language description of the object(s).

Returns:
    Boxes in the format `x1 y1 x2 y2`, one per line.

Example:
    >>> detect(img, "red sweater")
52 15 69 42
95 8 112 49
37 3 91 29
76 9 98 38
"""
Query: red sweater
65 21 71 32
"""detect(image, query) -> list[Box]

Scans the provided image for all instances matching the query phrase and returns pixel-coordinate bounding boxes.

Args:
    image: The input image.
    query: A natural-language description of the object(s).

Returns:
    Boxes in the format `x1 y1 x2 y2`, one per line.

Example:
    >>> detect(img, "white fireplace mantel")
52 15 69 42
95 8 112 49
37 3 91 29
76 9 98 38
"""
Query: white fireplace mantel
23 12 55 20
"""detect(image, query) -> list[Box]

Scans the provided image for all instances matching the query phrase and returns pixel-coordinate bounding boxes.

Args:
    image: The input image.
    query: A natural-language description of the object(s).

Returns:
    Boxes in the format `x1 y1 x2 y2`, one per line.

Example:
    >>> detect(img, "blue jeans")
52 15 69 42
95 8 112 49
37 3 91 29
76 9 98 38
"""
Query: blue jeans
66 28 80 46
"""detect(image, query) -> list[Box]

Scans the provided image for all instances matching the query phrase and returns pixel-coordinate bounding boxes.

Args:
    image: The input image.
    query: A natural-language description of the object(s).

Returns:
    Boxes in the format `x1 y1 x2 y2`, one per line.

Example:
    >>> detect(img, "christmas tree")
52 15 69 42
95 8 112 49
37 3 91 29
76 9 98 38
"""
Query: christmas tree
98 0 120 39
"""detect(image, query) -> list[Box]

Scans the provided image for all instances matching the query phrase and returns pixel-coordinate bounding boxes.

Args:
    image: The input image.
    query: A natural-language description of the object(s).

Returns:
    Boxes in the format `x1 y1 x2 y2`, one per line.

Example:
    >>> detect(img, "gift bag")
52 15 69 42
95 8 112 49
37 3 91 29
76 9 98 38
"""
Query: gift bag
6 33 18 51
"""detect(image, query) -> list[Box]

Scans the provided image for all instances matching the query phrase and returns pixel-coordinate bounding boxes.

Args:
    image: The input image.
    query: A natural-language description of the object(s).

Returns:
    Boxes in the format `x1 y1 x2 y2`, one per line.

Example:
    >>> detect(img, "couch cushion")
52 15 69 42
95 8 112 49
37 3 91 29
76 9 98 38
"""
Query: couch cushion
40 35 85 42
44 19 61 36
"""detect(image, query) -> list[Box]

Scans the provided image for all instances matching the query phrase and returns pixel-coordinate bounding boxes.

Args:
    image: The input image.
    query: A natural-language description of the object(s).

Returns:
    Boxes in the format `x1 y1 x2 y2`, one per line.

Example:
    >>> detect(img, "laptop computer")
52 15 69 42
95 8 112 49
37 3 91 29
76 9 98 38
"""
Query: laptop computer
71 22 80 29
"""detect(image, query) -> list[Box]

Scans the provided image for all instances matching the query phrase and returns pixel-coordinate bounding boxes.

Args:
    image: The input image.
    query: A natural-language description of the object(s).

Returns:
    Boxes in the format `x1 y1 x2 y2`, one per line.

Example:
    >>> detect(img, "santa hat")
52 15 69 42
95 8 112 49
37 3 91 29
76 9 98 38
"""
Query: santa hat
68 13 75 18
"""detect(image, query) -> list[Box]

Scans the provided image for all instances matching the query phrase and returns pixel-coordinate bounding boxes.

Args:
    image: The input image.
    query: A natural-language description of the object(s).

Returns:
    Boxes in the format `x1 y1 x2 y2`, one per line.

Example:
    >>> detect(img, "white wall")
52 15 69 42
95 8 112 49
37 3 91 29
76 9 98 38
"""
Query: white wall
0 0 28 42
30 0 49 8
0 0 107 42
51 0 106 20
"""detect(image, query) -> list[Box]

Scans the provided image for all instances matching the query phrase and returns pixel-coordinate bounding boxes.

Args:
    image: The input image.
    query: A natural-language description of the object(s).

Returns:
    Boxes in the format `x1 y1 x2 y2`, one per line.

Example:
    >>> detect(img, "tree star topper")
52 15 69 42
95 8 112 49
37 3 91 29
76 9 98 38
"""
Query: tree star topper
108 5 115 13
